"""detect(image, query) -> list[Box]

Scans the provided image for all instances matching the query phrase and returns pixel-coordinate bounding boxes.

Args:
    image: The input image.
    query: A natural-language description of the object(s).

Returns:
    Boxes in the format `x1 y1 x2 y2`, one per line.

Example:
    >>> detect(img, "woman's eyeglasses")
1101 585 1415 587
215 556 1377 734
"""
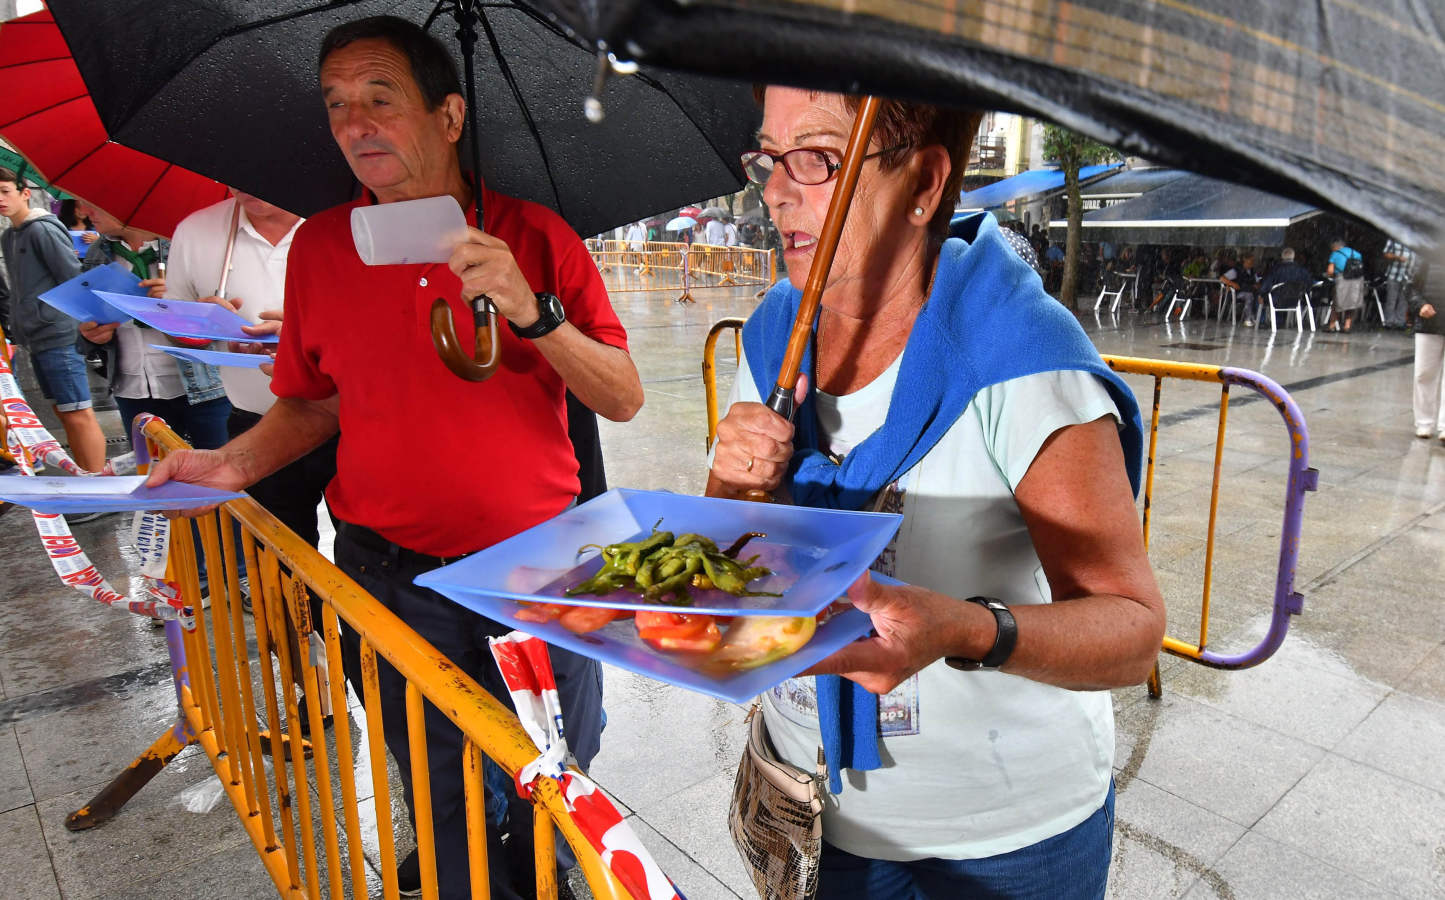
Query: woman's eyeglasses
739 144 908 186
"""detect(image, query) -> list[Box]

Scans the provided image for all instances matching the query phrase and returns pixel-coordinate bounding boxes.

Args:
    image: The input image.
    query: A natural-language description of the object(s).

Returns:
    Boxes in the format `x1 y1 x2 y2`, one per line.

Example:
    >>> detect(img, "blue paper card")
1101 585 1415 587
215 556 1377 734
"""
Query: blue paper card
92 291 279 343
415 488 902 616
152 345 271 369
68 231 92 255
0 475 245 513
37 264 142 324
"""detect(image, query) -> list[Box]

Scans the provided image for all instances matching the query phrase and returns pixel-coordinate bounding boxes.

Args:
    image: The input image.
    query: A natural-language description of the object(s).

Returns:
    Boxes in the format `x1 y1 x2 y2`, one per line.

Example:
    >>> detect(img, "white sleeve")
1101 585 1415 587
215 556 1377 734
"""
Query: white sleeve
972 370 1123 492
164 214 205 302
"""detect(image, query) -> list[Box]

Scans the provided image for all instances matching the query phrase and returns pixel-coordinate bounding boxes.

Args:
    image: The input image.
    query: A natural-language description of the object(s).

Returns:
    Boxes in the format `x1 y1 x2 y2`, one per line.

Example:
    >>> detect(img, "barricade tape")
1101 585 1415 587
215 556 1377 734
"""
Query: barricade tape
0 346 192 627
490 632 684 900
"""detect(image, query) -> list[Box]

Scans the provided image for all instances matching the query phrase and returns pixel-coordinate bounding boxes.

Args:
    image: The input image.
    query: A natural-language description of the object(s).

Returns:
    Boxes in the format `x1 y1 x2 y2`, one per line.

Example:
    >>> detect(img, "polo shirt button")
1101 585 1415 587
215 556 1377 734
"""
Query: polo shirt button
419 277 429 287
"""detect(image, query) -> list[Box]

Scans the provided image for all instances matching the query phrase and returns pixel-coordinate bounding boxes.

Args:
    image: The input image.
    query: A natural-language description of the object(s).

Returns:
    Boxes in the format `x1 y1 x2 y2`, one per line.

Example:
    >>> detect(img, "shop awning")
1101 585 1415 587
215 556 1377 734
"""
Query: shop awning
1079 167 1187 201
1048 173 1320 246
957 162 1122 210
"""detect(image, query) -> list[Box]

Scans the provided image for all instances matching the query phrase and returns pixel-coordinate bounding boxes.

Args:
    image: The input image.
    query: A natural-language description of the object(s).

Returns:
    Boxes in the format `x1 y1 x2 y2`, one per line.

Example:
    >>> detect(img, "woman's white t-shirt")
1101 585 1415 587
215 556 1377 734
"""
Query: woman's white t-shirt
723 349 1122 862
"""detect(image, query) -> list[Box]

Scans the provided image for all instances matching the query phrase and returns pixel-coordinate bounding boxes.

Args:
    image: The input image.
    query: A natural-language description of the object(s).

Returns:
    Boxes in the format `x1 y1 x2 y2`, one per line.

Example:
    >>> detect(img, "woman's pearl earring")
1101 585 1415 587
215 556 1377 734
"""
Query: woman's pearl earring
913 207 925 217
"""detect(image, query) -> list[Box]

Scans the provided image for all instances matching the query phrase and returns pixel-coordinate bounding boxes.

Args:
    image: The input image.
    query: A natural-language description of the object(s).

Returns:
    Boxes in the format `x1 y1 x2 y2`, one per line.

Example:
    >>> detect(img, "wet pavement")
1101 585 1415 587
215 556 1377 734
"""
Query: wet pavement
3 282 1444 898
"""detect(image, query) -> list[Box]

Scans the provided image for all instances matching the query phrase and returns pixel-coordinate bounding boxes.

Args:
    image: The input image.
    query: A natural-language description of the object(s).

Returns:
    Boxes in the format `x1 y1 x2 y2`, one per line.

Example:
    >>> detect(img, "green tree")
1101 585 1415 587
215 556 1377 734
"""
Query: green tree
1041 125 1120 309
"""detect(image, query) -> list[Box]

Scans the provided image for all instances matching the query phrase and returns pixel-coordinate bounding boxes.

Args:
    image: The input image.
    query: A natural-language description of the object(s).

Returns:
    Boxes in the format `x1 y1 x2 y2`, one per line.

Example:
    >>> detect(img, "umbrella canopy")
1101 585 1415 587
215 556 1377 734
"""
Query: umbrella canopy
44 0 759 240
0 8 229 237
665 215 696 231
698 205 729 219
535 0 1445 248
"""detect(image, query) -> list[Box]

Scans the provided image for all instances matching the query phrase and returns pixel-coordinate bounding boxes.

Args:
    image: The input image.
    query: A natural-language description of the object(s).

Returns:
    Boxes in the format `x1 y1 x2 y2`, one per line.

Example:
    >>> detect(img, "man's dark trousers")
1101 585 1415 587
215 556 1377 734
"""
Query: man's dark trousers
334 524 604 900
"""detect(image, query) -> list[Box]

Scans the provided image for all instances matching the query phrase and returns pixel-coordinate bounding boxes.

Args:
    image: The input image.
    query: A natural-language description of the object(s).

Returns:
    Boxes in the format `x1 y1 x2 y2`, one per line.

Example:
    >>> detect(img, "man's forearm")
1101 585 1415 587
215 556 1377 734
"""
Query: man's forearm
222 396 339 486
530 323 643 421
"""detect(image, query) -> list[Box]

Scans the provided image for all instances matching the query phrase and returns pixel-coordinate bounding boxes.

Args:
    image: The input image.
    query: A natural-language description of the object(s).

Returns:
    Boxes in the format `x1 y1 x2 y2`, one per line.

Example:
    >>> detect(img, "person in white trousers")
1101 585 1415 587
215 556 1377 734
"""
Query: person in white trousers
1408 253 1445 442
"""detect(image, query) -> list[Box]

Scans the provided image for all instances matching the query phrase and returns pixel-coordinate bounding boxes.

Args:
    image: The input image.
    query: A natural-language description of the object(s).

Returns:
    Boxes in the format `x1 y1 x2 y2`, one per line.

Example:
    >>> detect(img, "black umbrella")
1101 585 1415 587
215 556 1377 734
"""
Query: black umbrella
535 0 1445 250
46 0 756 242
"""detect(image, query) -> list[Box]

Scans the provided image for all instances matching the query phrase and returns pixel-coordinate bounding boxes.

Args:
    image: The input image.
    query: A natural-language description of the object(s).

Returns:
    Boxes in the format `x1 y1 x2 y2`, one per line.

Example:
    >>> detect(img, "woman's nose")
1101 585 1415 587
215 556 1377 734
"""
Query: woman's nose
761 163 795 210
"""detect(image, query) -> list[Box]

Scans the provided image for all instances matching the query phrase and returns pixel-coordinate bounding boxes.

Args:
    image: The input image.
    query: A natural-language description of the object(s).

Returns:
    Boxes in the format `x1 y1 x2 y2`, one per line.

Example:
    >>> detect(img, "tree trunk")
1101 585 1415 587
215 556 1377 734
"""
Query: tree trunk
1060 163 1083 309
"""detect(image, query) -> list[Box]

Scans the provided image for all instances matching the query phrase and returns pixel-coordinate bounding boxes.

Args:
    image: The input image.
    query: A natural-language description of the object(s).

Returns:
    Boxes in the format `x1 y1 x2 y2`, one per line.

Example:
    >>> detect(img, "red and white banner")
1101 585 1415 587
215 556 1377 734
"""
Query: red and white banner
490 632 684 900
1 346 192 626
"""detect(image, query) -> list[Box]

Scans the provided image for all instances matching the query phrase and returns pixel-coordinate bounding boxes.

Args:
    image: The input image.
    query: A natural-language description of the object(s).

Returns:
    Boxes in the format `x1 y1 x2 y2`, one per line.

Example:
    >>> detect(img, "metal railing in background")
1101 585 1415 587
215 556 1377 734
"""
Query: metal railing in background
68 416 633 900
700 320 1318 698
586 240 776 299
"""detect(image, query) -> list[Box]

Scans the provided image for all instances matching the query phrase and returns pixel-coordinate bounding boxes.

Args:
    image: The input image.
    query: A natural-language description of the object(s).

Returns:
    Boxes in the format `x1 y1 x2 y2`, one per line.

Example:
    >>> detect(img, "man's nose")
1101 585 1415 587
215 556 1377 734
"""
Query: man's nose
335 103 375 140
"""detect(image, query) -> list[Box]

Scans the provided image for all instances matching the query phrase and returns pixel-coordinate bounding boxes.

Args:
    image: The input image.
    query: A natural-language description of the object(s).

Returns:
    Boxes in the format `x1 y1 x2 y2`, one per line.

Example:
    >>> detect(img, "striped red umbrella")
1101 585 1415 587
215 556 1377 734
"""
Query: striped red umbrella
0 7 228 237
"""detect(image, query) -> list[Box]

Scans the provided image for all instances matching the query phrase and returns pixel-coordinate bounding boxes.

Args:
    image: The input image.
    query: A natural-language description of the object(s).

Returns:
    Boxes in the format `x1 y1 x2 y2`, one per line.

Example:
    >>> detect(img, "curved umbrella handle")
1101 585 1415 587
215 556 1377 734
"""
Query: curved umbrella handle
430 296 501 382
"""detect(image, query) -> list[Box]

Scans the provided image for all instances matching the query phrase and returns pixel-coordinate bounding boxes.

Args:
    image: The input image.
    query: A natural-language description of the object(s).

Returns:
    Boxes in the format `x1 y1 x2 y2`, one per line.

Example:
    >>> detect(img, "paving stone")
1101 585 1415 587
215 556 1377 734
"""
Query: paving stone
1184 830 1400 900
1254 754 1445 898
623 814 744 900
1159 654 1389 749
35 772 251 899
1113 693 1325 827
1399 641 1445 705
633 769 753 898
1333 692 1445 795
0 725 35 813
0 806 61 900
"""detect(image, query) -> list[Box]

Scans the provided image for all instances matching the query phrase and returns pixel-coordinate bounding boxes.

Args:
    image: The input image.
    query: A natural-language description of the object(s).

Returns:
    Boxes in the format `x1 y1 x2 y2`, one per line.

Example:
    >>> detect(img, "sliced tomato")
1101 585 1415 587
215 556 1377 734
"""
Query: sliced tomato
635 611 722 653
558 605 627 634
515 602 569 624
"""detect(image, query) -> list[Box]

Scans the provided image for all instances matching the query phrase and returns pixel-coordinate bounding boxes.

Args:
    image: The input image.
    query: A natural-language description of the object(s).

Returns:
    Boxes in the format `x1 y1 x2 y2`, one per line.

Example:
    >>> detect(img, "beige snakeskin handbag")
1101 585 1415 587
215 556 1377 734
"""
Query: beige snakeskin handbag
728 705 826 900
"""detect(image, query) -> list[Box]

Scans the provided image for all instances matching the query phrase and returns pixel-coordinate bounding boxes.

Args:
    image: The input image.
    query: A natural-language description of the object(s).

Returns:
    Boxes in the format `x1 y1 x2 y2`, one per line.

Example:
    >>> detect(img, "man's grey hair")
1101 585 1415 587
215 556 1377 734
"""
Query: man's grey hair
1281 247 1295 261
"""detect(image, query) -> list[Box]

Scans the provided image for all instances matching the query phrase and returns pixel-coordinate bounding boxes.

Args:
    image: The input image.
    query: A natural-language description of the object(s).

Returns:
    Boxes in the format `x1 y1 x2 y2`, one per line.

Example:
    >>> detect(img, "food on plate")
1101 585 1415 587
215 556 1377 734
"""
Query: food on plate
704 615 817 671
566 527 779 605
513 527 847 673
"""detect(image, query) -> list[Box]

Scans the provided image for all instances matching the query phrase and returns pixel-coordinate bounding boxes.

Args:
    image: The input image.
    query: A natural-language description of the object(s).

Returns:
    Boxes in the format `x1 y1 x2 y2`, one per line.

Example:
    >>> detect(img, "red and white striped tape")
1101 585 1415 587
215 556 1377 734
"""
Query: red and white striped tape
489 632 684 900
1 345 192 626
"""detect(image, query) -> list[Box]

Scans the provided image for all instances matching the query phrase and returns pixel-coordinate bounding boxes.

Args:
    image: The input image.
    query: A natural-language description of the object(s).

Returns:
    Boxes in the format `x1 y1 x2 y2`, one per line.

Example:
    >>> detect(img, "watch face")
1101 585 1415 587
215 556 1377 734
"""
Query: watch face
540 292 564 324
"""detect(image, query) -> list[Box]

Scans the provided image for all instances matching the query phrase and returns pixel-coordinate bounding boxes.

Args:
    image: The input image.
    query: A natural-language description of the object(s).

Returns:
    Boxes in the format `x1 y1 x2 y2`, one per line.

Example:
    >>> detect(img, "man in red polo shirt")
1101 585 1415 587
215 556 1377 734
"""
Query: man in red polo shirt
147 15 642 899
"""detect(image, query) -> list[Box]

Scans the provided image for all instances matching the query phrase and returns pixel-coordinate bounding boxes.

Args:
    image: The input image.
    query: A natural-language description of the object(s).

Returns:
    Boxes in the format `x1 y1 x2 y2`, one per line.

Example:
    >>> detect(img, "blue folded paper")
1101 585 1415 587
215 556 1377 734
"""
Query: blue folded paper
152 345 271 369
0 475 245 513
92 292 279 343
38 264 142 325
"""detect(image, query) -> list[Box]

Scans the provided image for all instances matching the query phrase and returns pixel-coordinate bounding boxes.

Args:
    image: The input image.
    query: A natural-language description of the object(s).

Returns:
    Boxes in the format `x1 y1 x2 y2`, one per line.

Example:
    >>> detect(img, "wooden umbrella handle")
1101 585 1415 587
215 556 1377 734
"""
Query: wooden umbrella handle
764 95 883 421
430 296 501 382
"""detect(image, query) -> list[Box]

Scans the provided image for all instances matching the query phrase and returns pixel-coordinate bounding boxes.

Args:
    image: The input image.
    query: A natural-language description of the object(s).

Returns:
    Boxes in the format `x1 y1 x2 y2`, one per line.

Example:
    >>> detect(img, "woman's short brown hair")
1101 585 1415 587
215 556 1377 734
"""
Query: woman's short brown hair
755 87 982 242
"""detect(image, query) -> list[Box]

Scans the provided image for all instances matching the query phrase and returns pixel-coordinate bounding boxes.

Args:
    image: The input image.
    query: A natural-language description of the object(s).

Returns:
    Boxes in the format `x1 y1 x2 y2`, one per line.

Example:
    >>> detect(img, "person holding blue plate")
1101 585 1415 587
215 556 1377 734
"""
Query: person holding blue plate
708 87 1165 899
77 204 232 452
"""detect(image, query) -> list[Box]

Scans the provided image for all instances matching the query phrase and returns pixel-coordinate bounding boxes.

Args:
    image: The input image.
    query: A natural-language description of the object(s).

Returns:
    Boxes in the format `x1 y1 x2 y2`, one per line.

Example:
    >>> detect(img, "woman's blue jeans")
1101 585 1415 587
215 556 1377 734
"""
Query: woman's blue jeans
817 782 1115 900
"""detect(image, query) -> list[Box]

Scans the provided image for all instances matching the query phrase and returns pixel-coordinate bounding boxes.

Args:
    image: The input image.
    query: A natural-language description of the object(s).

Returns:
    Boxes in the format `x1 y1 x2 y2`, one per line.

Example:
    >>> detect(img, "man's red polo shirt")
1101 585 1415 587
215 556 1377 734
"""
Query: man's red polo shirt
270 185 627 558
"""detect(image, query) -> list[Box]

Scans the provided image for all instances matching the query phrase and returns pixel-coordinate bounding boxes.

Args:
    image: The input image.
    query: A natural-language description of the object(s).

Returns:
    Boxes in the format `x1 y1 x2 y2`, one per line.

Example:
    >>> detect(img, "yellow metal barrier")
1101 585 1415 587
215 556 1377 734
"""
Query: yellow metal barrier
701 322 1317 696
586 239 776 297
71 416 633 900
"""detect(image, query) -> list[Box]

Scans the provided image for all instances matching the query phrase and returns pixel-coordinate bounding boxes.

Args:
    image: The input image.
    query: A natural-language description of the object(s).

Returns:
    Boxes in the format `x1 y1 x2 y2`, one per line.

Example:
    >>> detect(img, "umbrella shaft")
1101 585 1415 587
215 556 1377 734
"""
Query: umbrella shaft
768 95 882 418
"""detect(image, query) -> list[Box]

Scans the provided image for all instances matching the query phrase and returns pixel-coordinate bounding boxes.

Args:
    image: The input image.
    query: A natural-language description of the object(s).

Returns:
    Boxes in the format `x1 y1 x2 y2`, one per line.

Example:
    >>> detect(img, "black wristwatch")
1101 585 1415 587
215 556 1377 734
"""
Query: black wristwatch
508 291 566 339
944 596 1017 671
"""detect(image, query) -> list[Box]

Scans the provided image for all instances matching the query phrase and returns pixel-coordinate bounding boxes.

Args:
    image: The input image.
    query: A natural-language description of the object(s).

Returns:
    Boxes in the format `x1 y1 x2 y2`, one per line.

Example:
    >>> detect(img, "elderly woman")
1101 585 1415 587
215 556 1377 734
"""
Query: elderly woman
708 87 1166 898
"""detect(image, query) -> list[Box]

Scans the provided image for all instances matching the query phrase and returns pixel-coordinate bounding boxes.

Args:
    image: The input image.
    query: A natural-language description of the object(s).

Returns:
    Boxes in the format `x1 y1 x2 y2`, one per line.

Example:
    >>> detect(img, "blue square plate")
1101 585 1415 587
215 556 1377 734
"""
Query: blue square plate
0 475 244 513
93 291 279 343
423 574 900 704
38 264 142 324
152 345 271 369
414 488 902 617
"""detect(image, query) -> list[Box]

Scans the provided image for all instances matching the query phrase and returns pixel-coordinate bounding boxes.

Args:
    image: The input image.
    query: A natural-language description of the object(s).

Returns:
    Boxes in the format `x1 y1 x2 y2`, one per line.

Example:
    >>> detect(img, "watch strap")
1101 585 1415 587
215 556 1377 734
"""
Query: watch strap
944 596 1017 671
509 292 565 339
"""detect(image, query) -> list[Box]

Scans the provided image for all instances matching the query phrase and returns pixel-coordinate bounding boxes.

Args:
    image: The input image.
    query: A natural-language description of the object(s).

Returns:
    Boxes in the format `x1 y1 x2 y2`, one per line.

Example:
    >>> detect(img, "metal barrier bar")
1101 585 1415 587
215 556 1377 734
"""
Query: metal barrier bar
589 241 775 293
65 417 635 900
699 324 1319 683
